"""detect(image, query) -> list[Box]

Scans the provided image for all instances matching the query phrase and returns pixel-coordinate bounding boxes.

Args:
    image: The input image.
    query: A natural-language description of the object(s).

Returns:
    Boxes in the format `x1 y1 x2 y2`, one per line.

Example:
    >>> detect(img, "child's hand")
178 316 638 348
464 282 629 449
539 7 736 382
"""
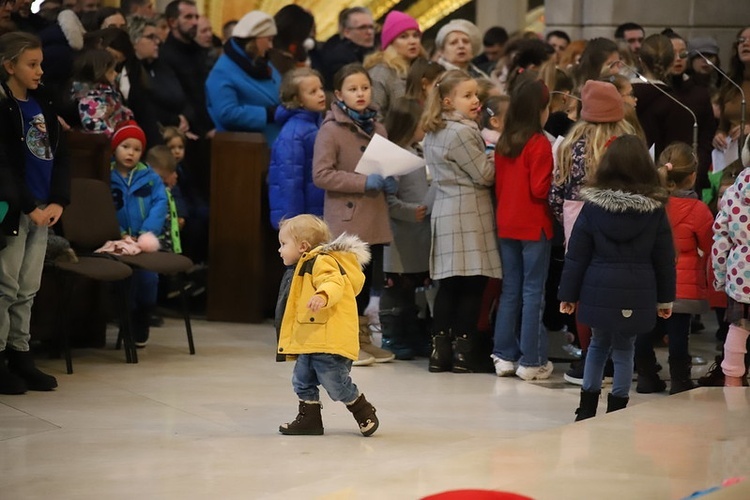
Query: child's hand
28 207 49 226
43 204 64 226
415 205 427 222
383 176 398 194
307 294 327 312
559 301 576 314
657 307 672 319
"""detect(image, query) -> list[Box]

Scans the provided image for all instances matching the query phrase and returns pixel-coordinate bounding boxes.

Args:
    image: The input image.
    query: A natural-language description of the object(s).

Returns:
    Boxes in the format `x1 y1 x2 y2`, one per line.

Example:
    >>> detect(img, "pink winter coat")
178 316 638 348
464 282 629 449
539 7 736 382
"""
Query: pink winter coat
312 104 392 244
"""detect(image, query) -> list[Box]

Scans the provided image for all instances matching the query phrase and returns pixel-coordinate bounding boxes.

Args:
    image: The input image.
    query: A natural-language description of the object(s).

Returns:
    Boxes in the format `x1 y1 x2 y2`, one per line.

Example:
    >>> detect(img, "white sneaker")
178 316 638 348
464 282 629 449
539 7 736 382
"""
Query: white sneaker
491 354 516 377
516 361 554 381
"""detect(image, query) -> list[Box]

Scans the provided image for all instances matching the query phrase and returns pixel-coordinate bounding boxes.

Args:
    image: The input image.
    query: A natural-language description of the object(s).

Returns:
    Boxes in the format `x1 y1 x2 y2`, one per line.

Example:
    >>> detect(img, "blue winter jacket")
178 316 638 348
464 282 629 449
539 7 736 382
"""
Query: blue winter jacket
558 187 676 334
205 39 282 143
268 106 324 229
110 162 168 237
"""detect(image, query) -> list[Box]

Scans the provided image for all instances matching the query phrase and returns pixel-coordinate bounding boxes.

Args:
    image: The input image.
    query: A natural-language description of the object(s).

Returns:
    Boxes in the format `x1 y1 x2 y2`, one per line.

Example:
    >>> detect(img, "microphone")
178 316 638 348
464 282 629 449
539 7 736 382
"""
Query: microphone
620 62 698 158
696 50 745 159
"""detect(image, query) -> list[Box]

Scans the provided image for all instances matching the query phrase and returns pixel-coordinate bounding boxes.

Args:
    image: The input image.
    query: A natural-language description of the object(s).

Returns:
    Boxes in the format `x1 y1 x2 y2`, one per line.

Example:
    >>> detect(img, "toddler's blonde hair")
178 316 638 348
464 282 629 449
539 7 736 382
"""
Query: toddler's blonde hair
279 214 331 249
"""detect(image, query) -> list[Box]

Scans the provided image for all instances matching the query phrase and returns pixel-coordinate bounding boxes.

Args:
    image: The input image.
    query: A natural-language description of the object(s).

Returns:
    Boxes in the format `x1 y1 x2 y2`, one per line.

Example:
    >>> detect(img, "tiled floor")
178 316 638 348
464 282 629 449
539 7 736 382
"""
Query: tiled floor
1 317 748 500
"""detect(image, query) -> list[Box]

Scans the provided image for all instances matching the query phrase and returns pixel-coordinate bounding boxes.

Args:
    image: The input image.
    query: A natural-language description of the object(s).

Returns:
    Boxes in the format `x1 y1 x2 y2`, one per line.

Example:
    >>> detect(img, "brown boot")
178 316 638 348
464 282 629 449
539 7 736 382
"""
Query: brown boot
346 393 379 436
358 316 395 363
279 401 324 435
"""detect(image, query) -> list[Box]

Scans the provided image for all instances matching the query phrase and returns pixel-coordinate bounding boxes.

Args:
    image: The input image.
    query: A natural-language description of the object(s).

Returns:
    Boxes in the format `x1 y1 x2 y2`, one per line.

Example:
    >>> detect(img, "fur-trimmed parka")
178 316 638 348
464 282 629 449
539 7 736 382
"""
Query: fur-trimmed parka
278 233 370 360
558 187 676 333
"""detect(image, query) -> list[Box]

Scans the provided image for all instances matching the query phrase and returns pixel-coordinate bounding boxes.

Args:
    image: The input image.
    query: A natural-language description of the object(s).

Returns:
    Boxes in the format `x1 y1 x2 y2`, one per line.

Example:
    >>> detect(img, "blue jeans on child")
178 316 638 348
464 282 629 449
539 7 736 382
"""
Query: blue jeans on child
583 328 637 398
0 213 48 352
292 353 359 403
492 236 551 367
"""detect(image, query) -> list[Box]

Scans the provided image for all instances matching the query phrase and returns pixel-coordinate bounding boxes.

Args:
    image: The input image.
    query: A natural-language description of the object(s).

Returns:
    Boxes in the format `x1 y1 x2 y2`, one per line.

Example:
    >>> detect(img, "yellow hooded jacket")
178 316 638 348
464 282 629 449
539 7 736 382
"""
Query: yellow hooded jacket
278 233 371 361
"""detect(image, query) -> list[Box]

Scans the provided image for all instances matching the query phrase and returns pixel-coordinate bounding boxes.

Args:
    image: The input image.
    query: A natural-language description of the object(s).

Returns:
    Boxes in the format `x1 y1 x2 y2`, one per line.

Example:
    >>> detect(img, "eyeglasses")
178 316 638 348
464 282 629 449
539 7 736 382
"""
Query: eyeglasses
677 51 688 59
348 24 375 32
143 34 161 42
607 59 623 68
738 37 749 45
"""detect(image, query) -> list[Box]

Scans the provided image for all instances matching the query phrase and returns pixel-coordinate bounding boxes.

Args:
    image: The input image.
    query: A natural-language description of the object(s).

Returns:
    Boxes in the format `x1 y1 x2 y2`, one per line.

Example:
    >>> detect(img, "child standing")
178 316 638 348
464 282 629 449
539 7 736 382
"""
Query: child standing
277 214 379 436
654 142 714 394
712 166 750 386
71 49 133 137
146 145 182 254
0 32 68 395
379 96 432 359
479 94 509 153
268 67 327 229
559 135 676 420
110 121 168 347
313 63 397 365
491 77 555 381
421 69 501 373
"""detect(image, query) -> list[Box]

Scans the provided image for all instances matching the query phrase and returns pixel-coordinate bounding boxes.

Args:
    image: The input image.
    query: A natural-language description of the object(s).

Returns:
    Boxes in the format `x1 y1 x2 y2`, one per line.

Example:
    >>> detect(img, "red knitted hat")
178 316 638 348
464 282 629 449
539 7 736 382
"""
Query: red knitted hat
580 80 624 123
111 120 146 150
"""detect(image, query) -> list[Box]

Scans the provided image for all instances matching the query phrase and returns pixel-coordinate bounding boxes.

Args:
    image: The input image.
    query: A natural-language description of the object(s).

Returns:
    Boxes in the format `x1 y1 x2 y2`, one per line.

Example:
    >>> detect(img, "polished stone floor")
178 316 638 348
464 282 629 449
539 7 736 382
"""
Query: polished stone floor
1 317 748 500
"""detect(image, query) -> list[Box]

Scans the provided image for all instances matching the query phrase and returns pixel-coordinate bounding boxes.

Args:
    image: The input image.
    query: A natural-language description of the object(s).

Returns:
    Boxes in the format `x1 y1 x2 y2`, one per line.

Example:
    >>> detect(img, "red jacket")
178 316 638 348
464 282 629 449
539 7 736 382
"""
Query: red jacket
666 194 714 300
495 133 553 240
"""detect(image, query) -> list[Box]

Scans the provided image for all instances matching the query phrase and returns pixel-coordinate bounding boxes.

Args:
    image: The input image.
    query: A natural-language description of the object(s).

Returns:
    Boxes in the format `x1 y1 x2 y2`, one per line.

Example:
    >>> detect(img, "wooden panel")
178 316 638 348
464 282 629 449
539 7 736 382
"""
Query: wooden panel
65 130 111 181
208 132 274 323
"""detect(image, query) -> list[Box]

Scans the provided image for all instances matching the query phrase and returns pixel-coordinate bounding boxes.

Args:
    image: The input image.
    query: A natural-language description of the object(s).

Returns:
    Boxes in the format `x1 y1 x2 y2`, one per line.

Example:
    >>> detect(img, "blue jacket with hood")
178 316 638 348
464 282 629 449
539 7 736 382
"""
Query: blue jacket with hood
110 162 168 237
268 106 324 229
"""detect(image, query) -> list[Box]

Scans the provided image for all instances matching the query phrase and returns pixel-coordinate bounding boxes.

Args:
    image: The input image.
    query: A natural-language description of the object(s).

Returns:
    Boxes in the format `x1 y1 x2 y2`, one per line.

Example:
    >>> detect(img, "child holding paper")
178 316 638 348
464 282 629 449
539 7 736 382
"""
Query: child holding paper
313 63 397 366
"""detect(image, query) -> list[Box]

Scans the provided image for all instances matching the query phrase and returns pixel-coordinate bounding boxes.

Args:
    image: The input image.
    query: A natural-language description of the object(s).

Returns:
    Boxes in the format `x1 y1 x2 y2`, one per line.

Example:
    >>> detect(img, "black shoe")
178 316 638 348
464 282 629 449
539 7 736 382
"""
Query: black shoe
564 359 584 385
0 350 27 395
6 349 57 391
697 355 725 387
149 314 164 327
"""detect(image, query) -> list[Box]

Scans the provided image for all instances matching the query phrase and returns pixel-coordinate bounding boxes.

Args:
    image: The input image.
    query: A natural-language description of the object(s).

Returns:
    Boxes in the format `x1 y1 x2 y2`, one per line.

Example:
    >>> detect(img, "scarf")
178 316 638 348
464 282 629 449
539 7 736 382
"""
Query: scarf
335 100 376 135
224 38 272 80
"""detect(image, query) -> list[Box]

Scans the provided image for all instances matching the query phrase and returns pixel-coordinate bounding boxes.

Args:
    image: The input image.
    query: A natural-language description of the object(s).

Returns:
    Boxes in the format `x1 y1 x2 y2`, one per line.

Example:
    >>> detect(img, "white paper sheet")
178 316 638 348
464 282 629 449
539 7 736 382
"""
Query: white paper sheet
354 134 426 177
711 138 739 174
551 135 565 170
649 143 655 162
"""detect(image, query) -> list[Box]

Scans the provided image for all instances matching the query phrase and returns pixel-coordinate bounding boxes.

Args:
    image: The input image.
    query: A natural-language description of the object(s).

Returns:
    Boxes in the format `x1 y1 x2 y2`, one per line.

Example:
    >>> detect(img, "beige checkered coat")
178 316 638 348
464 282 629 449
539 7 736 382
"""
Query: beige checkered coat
424 113 502 280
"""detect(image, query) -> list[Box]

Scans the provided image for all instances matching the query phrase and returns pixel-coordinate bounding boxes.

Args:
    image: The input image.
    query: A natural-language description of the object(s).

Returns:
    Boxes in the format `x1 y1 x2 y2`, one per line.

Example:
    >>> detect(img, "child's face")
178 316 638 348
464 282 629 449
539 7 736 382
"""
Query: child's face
167 137 185 163
620 81 637 108
5 47 43 92
444 79 480 120
105 65 117 85
334 72 371 113
278 227 305 266
297 75 327 112
114 138 143 170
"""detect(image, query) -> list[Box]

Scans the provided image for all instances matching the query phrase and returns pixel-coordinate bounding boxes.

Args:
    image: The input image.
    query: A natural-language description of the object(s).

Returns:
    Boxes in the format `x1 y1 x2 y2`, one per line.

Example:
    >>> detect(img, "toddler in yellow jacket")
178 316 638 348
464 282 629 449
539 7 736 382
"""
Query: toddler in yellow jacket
277 215 379 436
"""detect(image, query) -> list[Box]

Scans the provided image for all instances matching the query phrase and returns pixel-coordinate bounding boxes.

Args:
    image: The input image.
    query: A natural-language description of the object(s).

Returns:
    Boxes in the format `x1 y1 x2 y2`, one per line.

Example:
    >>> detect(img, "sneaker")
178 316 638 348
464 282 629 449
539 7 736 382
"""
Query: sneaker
516 361 554 381
563 360 584 385
491 354 515 377
352 349 375 366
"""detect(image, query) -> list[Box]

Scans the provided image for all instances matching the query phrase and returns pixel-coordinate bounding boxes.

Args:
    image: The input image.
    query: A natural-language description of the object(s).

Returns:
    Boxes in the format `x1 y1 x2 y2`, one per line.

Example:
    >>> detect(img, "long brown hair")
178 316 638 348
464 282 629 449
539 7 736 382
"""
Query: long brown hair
591 134 667 202
496 75 549 158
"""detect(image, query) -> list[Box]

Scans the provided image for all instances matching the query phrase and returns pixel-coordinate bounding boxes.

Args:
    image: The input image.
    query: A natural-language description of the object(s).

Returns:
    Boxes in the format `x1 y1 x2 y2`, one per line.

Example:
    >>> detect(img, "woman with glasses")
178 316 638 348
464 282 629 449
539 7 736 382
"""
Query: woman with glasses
364 11 424 119
713 27 750 160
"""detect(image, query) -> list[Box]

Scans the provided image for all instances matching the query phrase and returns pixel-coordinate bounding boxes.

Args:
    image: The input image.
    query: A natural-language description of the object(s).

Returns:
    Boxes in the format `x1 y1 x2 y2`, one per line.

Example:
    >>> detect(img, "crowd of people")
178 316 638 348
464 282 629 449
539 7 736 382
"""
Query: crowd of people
0 1 748 434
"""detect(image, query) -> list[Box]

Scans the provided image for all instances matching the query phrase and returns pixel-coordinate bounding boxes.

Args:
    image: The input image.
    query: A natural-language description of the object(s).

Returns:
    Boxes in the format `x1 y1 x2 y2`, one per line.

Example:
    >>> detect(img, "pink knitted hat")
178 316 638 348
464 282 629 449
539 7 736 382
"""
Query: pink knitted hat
581 80 624 123
380 11 420 50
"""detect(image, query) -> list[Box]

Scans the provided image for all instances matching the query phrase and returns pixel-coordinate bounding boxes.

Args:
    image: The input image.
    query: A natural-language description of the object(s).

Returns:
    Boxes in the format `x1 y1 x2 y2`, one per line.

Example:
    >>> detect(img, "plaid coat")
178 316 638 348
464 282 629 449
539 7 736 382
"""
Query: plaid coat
424 113 502 280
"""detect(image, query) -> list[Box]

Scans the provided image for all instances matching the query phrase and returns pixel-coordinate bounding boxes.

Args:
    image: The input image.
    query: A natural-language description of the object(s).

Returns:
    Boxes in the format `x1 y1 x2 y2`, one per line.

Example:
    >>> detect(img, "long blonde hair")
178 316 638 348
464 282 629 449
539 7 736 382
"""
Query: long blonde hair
420 69 473 133
554 119 636 185
364 44 426 78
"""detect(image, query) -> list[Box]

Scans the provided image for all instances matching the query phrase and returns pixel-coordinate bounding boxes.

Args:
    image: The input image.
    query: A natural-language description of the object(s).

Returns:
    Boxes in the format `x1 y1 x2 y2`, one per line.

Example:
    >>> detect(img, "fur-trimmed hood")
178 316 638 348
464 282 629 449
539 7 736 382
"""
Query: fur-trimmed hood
579 187 666 243
56 9 85 50
317 232 371 268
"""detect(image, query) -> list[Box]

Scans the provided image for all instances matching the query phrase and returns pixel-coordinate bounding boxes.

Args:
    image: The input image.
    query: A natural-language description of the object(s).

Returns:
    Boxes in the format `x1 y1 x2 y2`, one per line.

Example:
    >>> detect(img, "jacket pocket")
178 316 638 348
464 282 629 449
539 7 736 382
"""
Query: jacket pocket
341 200 355 221
296 305 331 325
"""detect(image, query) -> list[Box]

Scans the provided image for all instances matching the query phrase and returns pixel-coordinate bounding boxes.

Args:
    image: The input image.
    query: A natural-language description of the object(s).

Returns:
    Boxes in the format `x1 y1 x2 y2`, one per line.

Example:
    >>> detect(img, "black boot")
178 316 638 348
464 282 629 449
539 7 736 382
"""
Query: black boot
346 393 379 436
0 350 27 395
279 401 324 435
606 393 629 413
429 331 452 372
452 333 472 373
132 307 152 348
669 356 696 394
635 353 666 393
6 349 57 391
697 355 725 387
575 389 600 421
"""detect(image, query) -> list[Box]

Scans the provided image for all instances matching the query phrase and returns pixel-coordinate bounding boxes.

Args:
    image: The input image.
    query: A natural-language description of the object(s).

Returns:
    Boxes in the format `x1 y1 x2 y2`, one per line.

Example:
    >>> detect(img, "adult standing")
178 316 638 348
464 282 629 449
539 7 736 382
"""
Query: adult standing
713 27 750 157
434 19 486 78
120 0 154 18
268 4 314 76
364 11 422 119
313 6 376 90
159 0 212 138
205 10 281 143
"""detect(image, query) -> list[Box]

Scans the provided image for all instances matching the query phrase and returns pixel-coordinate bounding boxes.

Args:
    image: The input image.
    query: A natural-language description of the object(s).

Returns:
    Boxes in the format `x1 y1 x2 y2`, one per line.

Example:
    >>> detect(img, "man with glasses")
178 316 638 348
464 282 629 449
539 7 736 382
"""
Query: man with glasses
313 6 376 90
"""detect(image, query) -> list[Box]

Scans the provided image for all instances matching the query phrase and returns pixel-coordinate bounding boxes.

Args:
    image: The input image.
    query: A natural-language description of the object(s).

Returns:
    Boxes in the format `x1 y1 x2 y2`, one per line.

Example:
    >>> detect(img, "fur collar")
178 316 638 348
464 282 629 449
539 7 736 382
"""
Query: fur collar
580 187 663 213
57 9 85 50
318 233 371 267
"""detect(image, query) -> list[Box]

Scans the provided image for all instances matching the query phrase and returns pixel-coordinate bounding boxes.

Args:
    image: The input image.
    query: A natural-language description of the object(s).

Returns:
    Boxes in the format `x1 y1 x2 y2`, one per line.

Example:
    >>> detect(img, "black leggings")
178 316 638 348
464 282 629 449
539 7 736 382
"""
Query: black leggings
432 275 488 335
356 244 383 315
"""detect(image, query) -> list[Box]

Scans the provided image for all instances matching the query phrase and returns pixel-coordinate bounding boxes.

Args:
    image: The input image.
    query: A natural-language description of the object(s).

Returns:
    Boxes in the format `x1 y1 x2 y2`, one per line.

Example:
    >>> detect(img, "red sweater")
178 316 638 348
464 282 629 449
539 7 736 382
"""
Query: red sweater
495 133 553 240
666 194 714 300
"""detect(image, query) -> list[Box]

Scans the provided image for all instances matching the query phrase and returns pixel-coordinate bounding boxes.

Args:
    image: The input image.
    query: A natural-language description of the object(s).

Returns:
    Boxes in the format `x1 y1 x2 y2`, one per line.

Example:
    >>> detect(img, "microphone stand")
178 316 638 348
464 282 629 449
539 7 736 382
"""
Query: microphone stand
621 62 698 159
697 50 745 159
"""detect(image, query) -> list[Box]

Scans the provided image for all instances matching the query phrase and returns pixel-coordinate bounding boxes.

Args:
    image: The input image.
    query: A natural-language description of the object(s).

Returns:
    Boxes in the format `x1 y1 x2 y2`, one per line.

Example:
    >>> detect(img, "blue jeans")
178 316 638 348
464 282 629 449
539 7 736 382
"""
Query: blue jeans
292 353 359 403
0 213 48 352
583 328 637 398
492 236 551 367
131 269 158 309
